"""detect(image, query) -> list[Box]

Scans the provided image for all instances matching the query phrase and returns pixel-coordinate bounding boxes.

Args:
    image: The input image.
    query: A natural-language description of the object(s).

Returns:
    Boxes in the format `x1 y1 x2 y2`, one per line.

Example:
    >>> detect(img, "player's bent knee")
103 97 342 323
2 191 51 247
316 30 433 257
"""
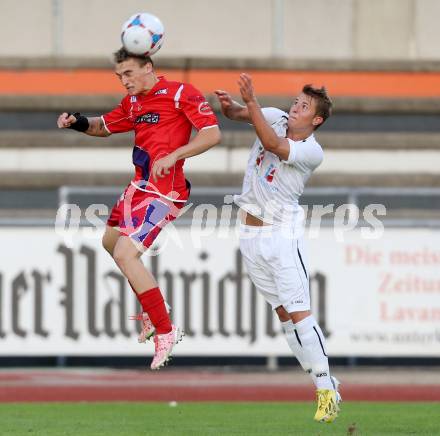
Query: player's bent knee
102 226 120 256
112 246 129 267
112 244 139 270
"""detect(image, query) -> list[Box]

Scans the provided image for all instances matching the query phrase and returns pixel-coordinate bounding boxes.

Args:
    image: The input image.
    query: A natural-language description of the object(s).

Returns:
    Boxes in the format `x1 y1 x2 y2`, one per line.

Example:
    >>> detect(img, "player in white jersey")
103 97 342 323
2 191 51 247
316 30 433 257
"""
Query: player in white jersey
215 75 340 423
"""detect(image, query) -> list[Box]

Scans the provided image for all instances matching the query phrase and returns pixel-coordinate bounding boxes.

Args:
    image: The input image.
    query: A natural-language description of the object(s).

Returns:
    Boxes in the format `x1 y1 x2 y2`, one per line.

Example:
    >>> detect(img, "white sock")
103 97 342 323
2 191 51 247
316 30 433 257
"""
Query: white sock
294 315 333 390
281 320 317 387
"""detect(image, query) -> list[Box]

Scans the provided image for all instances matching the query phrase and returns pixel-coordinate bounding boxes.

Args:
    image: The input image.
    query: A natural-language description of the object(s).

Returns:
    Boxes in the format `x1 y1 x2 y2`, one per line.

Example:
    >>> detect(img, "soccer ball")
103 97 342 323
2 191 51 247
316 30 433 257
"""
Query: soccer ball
121 13 165 56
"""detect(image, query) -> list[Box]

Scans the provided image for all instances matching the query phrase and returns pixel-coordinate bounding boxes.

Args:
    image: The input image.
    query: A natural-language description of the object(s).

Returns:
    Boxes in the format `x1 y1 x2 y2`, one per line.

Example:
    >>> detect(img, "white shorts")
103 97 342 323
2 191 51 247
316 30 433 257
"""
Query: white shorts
239 224 310 313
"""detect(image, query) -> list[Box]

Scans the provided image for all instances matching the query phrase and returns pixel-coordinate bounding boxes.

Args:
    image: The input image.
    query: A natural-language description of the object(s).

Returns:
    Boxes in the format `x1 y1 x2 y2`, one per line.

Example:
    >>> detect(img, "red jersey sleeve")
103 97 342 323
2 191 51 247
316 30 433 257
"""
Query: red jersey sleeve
102 98 133 133
177 83 218 130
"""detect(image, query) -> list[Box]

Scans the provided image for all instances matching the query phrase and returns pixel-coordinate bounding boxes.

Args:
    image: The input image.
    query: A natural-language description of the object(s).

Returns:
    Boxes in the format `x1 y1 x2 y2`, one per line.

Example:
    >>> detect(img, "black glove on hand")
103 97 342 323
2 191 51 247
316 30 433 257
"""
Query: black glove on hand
67 112 89 132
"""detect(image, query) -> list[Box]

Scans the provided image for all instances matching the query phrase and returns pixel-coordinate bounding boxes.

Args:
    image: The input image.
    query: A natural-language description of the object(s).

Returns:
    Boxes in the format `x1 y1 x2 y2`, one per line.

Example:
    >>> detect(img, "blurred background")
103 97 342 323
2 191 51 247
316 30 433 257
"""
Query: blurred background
0 0 439 372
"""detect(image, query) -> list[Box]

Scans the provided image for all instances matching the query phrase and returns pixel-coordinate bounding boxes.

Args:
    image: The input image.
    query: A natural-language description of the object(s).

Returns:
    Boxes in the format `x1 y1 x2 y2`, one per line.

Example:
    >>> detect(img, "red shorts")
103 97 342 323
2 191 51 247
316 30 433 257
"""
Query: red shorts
107 183 187 249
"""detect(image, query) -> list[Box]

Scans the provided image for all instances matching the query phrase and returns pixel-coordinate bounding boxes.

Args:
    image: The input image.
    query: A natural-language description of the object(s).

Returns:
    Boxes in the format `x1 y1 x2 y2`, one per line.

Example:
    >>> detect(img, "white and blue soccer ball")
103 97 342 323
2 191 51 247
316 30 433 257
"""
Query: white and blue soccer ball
121 13 165 56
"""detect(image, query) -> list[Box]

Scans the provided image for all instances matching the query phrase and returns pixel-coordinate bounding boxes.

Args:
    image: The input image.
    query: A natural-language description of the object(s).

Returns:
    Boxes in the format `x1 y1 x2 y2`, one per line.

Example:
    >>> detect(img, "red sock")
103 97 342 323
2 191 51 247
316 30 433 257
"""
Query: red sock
137 287 172 334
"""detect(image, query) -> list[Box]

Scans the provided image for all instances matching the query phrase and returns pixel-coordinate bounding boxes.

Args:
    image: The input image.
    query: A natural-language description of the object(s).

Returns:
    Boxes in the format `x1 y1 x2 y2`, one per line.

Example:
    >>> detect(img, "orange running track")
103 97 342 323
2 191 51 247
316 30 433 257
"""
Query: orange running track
0 370 439 402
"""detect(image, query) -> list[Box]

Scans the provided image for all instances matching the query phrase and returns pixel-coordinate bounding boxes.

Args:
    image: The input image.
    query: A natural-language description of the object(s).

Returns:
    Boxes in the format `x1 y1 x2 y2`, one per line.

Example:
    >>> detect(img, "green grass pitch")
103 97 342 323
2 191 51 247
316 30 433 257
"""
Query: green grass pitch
1 402 439 435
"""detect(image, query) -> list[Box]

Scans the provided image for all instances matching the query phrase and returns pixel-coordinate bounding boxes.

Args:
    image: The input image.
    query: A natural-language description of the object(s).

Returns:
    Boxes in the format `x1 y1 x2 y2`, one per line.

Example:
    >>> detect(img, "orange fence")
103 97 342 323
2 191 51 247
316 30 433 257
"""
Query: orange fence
1 69 440 97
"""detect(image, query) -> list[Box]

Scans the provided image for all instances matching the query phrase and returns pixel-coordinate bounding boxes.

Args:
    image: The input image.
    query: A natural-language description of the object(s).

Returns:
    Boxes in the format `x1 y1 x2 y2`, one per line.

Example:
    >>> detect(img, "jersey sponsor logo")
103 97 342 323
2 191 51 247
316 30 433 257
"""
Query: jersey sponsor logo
135 112 160 124
188 95 206 103
198 101 214 115
154 88 168 95
256 174 279 192
264 163 276 183
255 146 265 167
316 372 328 377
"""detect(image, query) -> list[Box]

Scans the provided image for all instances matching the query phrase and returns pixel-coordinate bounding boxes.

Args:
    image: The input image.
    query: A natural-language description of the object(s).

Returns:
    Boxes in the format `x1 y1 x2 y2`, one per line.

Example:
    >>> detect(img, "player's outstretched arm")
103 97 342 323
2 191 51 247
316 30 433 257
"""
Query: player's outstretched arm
57 112 111 137
214 90 251 122
151 126 221 182
238 74 290 160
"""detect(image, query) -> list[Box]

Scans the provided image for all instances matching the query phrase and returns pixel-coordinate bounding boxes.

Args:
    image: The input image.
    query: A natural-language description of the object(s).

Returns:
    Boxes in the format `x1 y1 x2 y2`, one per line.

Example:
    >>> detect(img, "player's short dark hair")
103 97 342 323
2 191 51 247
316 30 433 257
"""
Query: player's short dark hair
302 84 333 130
113 47 154 67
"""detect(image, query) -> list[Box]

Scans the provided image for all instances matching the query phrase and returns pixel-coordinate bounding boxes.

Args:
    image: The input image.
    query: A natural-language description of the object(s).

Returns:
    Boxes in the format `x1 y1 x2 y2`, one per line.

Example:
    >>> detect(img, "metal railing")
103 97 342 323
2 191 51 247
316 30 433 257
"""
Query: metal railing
55 185 440 228
1 185 439 227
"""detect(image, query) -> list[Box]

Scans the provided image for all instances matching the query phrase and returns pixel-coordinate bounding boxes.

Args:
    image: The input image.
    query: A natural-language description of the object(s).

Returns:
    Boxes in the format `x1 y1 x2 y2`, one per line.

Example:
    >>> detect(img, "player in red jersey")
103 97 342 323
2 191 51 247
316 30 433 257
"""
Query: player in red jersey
57 48 221 369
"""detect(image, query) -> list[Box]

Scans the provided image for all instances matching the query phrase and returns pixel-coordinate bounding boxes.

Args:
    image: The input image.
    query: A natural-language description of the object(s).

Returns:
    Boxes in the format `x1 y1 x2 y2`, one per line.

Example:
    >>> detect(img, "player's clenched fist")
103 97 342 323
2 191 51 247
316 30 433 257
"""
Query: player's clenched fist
151 153 178 183
57 112 77 129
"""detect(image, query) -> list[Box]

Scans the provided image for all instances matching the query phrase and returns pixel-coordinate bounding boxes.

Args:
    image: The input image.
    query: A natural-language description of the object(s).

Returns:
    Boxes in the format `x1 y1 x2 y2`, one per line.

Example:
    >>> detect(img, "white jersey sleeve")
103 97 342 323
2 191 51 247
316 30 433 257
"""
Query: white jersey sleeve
261 107 288 126
285 137 324 172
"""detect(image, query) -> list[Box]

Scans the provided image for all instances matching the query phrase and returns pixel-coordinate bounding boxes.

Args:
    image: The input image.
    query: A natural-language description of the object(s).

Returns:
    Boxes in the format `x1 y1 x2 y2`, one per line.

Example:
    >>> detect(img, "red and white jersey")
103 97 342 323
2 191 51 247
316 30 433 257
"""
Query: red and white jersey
102 76 218 202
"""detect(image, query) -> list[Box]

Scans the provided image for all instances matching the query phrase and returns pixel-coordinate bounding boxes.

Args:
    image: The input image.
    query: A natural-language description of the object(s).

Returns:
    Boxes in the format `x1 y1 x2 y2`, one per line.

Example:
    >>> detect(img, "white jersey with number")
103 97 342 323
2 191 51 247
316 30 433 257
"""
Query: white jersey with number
234 107 324 229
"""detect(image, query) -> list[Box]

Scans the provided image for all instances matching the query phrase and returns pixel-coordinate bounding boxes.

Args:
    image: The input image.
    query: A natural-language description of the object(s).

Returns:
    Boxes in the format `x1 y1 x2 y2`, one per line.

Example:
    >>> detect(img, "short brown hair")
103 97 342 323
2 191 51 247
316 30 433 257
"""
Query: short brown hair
113 47 154 67
302 84 333 130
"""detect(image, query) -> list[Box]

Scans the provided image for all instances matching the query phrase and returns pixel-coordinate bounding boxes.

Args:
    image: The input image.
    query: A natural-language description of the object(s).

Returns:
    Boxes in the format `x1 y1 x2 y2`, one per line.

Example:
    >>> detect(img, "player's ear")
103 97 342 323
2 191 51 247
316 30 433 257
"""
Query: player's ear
144 62 154 74
312 116 323 127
